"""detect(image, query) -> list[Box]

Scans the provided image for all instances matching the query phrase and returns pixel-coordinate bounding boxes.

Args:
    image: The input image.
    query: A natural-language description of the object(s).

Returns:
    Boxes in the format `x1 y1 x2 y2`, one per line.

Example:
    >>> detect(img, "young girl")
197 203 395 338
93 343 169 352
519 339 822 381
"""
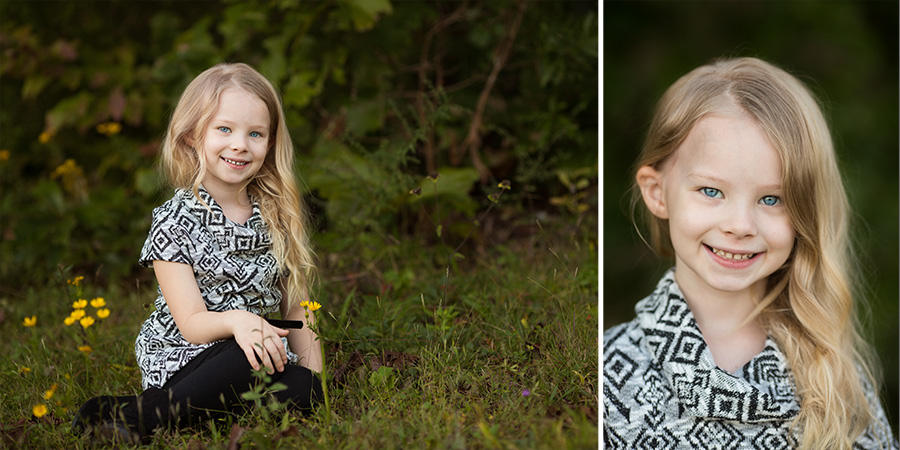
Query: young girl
603 57 898 450
72 63 323 442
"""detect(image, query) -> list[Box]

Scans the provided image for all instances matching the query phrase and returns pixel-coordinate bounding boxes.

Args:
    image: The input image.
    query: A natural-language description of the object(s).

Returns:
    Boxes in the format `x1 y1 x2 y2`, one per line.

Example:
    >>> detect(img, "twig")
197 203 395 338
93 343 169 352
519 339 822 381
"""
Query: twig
417 1 470 172
455 0 528 182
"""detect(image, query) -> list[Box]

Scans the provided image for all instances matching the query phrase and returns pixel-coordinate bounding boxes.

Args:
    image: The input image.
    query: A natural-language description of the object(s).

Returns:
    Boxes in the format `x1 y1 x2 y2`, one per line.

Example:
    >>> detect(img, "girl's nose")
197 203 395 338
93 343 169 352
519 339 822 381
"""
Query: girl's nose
231 136 249 151
721 204 757 238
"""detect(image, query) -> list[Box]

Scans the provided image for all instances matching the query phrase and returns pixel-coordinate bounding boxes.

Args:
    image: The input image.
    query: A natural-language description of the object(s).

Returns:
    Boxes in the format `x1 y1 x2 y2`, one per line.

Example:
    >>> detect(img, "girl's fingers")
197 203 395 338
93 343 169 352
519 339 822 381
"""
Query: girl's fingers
264 336 286 372
257 344 274 374
241 345 260 371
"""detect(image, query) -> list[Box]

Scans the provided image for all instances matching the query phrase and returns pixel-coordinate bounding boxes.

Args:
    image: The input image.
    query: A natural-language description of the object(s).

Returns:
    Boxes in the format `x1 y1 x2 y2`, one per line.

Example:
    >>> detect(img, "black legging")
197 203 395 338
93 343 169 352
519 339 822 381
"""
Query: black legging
162 338 322 416
77 339 322 437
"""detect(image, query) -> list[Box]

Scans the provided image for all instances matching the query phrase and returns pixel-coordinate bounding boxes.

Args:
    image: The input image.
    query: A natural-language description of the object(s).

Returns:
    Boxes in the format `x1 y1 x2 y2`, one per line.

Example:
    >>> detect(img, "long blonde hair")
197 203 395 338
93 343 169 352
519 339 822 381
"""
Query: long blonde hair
632 57 880 449
159 62 316 313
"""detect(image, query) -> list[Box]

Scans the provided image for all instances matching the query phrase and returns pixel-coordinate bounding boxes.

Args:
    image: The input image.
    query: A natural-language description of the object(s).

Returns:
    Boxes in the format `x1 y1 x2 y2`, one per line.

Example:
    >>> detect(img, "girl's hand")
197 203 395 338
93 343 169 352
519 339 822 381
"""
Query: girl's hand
230 310 290 374
153 261 290 374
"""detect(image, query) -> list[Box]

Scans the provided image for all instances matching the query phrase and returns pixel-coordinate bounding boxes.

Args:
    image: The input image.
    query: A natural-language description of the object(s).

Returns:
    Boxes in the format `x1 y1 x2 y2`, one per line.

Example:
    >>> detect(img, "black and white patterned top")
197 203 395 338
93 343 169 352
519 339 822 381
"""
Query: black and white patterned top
136 186 298 389
603 269 898 450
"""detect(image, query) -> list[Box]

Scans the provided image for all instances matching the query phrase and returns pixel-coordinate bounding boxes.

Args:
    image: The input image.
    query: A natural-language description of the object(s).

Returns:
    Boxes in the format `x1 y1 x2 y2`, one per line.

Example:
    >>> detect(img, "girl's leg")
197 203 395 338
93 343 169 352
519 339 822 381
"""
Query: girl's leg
127 339 323 435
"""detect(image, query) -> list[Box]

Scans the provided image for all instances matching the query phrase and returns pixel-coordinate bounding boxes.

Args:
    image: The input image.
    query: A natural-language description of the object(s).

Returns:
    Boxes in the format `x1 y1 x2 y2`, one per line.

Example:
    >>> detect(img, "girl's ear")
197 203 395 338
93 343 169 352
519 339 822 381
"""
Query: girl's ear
636 165 668 219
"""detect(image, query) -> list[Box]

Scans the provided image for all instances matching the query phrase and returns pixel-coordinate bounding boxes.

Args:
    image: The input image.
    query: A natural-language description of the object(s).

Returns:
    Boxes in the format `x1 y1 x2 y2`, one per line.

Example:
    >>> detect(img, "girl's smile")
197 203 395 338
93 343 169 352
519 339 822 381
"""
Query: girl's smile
637 110 795 303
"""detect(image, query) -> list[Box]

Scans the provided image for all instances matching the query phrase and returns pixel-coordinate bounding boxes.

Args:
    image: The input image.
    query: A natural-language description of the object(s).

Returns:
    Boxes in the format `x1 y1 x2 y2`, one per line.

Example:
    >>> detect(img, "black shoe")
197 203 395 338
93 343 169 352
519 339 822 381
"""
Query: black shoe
71 395 137 435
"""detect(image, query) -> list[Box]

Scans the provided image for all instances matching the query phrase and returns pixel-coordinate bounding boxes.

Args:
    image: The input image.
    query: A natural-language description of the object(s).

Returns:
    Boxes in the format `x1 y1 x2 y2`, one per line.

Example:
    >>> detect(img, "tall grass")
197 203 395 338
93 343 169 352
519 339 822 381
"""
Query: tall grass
0 216 597 449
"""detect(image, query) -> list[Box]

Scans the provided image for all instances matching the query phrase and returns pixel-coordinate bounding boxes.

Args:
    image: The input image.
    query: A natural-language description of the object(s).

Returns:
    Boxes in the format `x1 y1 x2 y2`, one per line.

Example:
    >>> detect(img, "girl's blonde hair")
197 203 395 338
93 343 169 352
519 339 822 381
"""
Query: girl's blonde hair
633 57 880 449
160 62 315 313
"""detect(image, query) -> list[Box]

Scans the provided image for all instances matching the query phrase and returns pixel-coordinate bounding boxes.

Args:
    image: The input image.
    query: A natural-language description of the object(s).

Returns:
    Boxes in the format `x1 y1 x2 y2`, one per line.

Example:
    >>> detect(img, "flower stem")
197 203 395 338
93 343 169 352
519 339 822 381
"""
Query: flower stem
316 311 332 424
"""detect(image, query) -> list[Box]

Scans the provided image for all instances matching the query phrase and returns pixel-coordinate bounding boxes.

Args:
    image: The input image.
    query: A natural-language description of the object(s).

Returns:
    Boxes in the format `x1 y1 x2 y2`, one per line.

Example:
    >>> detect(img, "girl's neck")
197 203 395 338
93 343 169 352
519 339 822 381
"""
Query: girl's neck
202 181 252 224
203 181 251 208
674 267 768 373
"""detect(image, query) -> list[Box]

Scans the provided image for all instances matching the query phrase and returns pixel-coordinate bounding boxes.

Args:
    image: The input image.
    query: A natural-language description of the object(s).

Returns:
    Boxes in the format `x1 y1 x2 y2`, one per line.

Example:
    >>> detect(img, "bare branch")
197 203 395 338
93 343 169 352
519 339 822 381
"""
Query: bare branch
455 0 528 182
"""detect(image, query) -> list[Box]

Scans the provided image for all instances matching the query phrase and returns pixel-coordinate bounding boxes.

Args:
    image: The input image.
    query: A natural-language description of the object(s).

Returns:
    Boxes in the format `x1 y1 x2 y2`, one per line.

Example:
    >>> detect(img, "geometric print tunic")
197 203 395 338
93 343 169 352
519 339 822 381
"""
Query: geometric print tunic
603 269 898 450
136 186 298 390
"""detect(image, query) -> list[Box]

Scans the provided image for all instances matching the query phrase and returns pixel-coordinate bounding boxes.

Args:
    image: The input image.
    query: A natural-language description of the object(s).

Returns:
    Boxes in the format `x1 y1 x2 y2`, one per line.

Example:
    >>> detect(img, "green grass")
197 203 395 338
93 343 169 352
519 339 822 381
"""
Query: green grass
0 219 598 449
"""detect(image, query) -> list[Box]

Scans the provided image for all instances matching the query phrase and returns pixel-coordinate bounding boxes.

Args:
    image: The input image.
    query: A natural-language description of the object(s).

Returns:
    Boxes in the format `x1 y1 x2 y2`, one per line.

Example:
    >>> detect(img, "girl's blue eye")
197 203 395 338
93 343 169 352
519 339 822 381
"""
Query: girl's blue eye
760 195 780 206
218 126 231 133
250 131 262 138
701 187 723 199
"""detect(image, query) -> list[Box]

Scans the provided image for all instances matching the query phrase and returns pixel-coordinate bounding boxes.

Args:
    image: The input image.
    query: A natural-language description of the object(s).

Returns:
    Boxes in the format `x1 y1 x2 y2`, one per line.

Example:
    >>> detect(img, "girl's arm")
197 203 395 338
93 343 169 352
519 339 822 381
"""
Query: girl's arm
153 260 289 374
283 296 323 373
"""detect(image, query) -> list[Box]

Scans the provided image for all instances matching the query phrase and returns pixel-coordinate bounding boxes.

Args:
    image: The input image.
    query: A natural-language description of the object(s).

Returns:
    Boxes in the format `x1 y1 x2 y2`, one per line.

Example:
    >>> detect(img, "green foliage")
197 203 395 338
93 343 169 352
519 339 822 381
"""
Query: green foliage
0 0 597 289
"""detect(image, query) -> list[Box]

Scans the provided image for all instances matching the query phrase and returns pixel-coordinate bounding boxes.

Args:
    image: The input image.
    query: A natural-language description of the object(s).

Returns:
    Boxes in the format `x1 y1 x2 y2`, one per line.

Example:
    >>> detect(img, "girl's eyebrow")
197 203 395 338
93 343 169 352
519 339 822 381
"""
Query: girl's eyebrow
686 173 727 184
213 118 269 130
686 173 782 191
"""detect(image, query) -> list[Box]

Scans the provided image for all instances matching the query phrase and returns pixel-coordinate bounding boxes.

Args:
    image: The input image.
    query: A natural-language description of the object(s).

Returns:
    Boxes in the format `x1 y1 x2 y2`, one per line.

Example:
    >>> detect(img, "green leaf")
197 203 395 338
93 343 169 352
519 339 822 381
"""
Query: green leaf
283 71 319 109
345 97 386 135
241 391 264 401
436 225 442 238
407 167 480 217
22 76 50 100
134 167 160 197
344 0 393 31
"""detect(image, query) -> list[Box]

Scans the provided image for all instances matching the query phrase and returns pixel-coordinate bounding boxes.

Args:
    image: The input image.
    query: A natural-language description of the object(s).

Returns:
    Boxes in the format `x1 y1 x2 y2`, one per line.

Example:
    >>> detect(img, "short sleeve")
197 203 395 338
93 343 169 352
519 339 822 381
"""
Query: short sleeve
139 206 194 268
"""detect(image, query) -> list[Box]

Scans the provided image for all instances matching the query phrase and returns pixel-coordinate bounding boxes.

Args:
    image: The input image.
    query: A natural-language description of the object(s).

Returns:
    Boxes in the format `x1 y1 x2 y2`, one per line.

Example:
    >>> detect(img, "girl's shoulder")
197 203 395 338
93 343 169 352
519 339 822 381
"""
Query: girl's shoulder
603 320 635 347
602 318 647 363
151 189 201 217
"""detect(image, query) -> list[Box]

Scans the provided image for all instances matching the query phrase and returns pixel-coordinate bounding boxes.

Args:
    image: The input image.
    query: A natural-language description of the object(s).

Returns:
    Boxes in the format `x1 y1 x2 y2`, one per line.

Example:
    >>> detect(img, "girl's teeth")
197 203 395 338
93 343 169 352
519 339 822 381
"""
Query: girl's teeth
709 246 755 261
223 158 248 166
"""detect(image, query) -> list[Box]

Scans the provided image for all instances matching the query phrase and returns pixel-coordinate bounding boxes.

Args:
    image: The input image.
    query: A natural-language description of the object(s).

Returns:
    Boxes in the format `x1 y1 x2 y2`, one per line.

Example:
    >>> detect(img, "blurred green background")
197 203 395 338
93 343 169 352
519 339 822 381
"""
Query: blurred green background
604 1 898 435
0 0 597 289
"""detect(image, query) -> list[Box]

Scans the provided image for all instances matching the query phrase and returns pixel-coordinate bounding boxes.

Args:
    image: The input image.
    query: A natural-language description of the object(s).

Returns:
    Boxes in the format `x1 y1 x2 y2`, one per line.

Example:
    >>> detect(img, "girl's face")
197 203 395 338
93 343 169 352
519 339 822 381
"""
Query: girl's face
200 88 270 196
637 111 795 301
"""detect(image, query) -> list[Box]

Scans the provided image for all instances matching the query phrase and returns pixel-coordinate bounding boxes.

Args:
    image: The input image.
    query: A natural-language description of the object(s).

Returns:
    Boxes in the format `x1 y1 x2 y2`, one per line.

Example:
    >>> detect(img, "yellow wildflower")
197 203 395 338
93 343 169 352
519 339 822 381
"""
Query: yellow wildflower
72 299 87 309
78 345 93 355
23 316 37 327
0 149 9 161
96 122 122 136
33 404 48 418
43 384 57 400
70 309 85 320
90 297 106 308
38 131 53 144
299 300 310 309
51 159 76 179
64 316 76 326
67 276 84 286
19 367 31 375
96 308 110 319
308 301 322 312
80 316 95 329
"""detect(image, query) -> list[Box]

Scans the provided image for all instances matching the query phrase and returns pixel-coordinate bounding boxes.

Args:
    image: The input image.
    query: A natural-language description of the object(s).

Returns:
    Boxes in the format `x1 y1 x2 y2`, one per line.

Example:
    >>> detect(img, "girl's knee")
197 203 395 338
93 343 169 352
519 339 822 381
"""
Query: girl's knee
272 366 323 414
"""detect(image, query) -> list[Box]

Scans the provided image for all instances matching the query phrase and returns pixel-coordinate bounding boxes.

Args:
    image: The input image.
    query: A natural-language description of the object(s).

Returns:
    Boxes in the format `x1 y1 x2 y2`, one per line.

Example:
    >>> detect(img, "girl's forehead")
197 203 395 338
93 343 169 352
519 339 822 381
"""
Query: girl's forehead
667 113 782 186
211 88 270 125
